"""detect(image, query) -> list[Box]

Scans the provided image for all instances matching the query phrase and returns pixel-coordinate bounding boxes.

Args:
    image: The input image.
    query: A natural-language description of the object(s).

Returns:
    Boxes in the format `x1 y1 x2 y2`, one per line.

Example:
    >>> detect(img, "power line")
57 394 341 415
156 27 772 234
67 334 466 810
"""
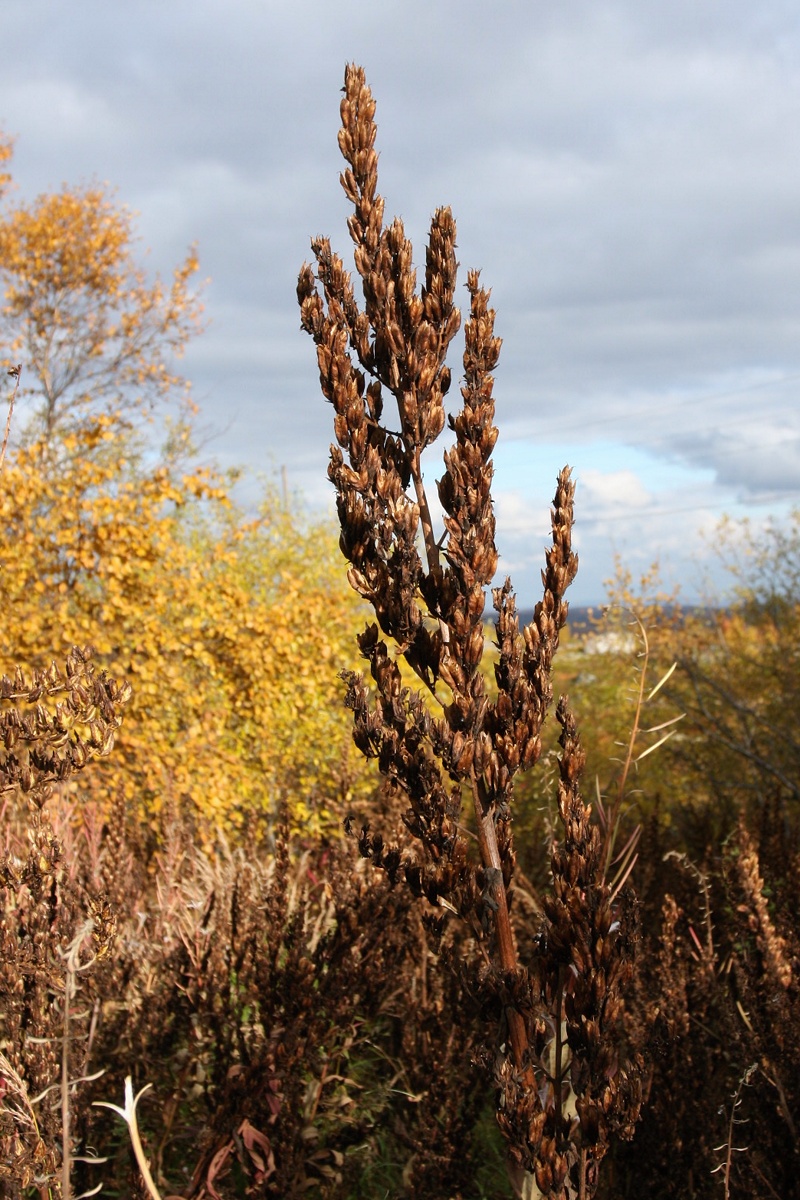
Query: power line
512 370 800 443
577 502 757 528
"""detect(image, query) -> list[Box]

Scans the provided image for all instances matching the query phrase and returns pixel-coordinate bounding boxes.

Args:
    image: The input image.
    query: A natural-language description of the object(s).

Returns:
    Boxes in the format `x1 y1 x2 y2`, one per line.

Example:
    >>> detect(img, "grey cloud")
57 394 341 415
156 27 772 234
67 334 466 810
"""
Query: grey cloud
2 0 800 602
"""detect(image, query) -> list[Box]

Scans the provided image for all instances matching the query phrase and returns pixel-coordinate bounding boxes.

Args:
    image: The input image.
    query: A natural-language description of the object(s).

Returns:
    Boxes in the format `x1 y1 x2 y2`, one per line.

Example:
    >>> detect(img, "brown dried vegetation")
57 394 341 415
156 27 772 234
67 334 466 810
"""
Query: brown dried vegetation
298 64 644 1197
0 64 798 1200
1 791 506 1199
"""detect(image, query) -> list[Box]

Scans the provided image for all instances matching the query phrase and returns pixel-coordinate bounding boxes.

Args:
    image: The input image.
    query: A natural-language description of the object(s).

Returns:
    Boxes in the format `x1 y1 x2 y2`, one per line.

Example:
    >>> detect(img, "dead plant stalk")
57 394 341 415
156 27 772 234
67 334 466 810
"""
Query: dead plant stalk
298 64 645 1198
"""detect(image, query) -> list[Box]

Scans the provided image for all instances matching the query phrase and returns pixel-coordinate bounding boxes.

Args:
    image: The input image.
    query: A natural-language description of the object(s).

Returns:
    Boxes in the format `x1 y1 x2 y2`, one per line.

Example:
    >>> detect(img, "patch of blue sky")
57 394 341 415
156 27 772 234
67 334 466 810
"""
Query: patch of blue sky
492 438 717 501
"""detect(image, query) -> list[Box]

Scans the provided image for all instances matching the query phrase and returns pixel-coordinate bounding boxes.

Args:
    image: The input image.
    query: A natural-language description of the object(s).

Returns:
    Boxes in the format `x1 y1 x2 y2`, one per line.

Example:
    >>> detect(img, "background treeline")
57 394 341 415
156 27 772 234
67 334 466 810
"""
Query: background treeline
0 132 797 1199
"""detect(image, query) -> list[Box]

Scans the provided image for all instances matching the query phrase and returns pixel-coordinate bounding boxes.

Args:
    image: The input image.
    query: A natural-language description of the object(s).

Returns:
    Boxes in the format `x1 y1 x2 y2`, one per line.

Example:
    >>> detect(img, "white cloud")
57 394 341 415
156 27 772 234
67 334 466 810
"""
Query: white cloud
577 468 652 512
2 0 800 601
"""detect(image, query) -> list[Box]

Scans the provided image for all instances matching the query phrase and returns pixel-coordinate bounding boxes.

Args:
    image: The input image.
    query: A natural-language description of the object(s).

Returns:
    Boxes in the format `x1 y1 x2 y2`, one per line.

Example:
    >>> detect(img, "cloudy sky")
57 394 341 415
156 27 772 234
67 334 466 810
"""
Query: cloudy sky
2 1 799 605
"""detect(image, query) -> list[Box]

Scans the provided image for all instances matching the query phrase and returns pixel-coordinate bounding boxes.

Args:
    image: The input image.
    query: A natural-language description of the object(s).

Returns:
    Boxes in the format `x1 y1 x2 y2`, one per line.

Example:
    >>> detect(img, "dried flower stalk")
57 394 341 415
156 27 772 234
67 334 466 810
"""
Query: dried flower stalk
736 823 792 992
299 64 644 1197
0 645 131 811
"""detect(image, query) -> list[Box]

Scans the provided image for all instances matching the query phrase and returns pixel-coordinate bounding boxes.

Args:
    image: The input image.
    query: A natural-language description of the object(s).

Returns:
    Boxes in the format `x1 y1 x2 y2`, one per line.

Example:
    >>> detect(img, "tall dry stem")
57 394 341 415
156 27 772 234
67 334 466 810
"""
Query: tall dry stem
299 63 644 1198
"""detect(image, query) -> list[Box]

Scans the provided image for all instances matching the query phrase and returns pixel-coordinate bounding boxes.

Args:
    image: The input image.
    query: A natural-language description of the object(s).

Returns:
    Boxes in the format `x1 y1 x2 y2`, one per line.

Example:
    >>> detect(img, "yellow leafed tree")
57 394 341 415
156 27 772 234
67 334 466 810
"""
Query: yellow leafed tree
0 422 372 835
0 137 373 837
0 143 202 442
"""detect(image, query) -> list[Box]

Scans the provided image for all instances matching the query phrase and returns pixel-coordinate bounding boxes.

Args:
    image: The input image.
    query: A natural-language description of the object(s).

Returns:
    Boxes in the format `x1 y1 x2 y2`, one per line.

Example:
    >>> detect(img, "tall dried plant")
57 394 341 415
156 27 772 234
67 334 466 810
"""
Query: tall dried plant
298 64 644 1197
0 369 132 1199
616 805 800 1199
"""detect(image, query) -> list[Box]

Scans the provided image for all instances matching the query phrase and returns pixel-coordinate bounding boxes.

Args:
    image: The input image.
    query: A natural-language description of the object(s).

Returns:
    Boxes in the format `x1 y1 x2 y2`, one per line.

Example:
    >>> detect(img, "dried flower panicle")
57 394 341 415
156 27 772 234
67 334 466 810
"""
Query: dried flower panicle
0 645 132 809
735 822 792 992
497 700 644 1194
299 64 642 1197
299 60 577 954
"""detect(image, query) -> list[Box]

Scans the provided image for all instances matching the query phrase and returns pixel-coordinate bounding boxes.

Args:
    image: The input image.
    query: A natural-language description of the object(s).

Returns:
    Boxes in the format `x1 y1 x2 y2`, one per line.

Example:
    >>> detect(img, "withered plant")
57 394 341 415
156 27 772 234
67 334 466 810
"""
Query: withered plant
298 64 644 1197
0 648 131 1198
0 369 134 1199
0 351 497 1200
74 806 500 1199
607 803 799 1200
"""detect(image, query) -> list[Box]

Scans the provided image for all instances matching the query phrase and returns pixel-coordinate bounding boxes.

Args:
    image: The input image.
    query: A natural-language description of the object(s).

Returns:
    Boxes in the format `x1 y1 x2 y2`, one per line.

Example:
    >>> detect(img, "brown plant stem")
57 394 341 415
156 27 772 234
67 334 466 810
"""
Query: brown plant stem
472 770 528 1063
0 364 21 475
410 447 441 573
61 971 72 1200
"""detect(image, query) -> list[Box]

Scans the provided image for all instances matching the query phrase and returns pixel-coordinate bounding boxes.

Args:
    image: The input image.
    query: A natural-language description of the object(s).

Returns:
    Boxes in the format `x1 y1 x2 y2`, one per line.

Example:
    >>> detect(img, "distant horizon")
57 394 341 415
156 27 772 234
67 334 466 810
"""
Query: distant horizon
504 601 727 633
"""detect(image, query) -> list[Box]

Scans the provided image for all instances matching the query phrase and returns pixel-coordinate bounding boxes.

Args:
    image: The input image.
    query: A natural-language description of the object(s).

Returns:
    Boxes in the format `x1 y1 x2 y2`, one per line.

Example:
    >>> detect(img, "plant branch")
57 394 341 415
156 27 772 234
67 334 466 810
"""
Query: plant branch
0 363 21 474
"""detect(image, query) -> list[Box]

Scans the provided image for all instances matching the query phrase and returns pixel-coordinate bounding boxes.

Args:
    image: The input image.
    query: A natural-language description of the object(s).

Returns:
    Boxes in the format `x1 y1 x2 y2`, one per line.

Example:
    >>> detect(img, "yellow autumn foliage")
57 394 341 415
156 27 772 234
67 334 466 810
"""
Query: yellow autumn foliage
0 135 11 200
0 137 374 838
0 413 374 836
0 146 202 440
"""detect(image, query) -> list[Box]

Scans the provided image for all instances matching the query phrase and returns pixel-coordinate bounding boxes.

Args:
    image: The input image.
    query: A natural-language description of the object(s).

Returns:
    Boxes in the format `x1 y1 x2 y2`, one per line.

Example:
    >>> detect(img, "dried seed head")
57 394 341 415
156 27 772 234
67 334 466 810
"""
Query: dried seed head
0 647 131 808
